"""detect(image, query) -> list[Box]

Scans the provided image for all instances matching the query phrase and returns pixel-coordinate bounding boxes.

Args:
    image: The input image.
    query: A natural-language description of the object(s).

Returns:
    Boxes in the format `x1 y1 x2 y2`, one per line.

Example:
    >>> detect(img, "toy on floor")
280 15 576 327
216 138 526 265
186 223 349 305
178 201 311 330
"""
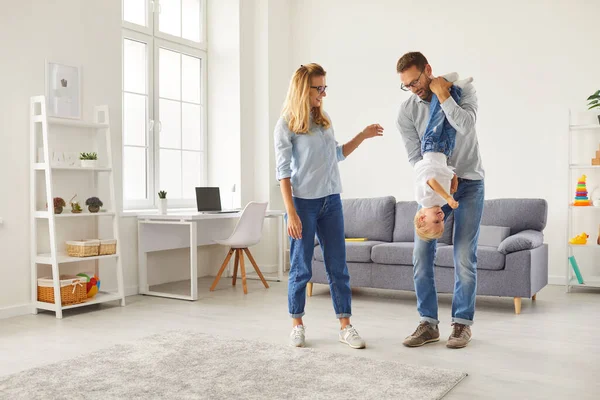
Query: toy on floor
76 273 100 298
573 175 591 206
569 233 589 245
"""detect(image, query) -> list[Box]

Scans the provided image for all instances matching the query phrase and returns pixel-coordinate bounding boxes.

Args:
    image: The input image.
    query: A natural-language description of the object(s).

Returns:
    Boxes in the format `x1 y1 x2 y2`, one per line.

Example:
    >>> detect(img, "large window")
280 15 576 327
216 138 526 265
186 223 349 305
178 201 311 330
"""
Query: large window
122 0 206 209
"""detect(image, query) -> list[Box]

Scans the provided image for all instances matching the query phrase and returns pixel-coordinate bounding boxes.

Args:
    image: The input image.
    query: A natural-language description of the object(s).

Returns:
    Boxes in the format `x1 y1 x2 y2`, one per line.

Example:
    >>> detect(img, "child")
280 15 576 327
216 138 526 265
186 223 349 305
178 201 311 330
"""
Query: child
414 74 473 241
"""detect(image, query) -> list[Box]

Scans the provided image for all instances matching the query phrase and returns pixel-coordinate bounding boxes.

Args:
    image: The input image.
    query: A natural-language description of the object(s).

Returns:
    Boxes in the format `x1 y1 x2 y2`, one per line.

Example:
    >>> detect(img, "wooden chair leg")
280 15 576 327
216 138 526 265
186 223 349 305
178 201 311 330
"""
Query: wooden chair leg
532 293 537 301
307 282 313 297
514 297 522 314
239 249 248 294
210 248 235 291
243 248 269 289
232 249 240 286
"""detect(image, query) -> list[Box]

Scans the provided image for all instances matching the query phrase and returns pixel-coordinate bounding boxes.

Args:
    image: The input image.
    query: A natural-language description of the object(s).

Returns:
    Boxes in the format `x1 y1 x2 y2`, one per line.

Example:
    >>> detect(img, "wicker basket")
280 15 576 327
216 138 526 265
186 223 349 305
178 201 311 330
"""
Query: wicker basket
37 275 87 305
99 239 117 255
66 239 100 257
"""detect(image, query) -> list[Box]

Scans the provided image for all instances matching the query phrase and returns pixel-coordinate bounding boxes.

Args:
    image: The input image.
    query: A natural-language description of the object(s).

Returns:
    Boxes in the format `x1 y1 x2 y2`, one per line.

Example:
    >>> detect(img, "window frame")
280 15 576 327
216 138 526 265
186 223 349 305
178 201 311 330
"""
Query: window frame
122 0 207 210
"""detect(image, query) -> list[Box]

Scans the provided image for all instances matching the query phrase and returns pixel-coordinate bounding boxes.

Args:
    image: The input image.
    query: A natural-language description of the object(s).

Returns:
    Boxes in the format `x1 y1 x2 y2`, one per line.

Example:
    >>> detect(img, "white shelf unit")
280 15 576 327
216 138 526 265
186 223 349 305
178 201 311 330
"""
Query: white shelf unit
30 95 125 318
566 111 600 291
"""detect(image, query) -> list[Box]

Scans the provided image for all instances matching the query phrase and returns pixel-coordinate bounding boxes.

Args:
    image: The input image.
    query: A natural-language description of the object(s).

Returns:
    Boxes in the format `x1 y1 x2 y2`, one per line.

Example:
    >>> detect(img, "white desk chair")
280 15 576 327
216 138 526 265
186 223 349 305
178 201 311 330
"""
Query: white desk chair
210 201 269 294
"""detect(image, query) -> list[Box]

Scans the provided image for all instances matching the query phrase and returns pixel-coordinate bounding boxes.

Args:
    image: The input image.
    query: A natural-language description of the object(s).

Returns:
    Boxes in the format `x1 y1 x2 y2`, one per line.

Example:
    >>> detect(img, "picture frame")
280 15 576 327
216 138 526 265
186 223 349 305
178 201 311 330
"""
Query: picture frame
45 60 81 119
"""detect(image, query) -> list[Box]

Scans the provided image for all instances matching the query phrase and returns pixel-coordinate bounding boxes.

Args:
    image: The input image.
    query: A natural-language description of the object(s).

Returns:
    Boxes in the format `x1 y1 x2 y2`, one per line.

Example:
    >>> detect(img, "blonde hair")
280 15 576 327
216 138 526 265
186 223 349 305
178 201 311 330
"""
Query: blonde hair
281 63 330 134
414 209 444 242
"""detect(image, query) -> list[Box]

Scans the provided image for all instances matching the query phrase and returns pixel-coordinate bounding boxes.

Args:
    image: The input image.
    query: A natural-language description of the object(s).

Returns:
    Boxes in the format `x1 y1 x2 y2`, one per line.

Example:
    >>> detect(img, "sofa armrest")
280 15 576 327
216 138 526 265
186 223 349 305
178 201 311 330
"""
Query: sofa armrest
498 230 543 255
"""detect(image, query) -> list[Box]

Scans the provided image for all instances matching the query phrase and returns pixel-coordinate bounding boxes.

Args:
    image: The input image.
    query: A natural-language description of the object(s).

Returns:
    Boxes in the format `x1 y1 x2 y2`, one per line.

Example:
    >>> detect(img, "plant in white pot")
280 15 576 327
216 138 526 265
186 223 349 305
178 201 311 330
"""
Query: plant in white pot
80 152 98 168
158 190 167 214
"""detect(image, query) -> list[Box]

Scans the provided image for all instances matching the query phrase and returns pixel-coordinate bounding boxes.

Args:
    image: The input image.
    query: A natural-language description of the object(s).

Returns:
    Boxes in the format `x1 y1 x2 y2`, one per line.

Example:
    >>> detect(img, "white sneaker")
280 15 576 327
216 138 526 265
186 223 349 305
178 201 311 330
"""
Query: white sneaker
339 325 366 349
290 325 306 347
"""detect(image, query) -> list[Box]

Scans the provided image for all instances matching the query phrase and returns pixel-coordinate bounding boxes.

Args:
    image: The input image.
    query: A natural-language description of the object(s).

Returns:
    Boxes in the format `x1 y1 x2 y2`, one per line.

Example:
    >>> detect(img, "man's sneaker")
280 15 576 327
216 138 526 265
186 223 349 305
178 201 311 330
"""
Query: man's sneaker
402 321 440 347
339 325 366 349
290 325 306 347
446 323 471 349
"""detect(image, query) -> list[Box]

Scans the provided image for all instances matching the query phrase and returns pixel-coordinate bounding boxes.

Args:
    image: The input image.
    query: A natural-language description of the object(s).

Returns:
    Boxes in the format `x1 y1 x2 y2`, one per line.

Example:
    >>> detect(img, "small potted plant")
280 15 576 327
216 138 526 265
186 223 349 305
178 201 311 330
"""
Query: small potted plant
85 197 103 213
80 152 98 168
158 190 167 215
53 197 66 214
587 90 600 124
68 194 82 213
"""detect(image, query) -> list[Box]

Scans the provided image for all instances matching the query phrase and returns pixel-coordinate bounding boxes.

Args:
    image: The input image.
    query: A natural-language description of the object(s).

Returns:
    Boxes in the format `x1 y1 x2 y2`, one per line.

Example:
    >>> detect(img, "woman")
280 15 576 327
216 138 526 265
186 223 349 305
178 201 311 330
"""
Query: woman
274 63 383 348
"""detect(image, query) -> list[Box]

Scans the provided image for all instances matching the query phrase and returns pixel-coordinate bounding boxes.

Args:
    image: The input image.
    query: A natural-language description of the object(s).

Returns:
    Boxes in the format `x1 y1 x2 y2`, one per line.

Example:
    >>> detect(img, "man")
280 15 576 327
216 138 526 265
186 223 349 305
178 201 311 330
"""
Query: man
396 52 485 349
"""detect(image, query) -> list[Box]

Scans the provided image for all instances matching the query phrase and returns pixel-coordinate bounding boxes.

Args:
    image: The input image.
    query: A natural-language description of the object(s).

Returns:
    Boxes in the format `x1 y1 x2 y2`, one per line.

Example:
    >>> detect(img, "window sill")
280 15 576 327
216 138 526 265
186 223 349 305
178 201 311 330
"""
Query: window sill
120 208 197 218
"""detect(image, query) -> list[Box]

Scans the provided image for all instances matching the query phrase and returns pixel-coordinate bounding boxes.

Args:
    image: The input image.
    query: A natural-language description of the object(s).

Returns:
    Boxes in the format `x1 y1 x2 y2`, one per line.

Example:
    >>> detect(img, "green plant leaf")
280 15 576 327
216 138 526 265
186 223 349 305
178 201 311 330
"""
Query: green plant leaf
587 90 600 100
589 103 600 110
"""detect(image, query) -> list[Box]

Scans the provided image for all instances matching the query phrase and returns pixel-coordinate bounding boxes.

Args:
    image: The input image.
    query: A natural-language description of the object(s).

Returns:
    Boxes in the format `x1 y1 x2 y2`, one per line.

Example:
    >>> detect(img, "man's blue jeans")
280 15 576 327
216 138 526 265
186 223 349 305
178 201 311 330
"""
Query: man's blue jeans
413 178 485 326
287 194 352 319
421 86 462 157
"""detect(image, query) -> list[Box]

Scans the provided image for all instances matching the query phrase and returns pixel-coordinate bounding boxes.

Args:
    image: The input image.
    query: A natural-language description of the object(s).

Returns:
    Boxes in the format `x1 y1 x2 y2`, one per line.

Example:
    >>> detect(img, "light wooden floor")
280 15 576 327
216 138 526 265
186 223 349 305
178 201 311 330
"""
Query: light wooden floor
1 277 599 399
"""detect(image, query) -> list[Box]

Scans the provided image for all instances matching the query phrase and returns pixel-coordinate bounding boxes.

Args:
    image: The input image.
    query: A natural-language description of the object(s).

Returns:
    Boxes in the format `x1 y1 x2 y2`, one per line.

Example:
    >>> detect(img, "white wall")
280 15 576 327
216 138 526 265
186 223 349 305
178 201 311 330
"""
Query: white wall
288 0 600 282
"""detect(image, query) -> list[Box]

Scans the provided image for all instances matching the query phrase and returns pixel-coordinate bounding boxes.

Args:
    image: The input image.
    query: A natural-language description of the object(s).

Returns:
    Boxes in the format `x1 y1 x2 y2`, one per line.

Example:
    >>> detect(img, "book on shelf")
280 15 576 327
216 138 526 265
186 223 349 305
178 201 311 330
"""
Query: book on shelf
568 256 584 284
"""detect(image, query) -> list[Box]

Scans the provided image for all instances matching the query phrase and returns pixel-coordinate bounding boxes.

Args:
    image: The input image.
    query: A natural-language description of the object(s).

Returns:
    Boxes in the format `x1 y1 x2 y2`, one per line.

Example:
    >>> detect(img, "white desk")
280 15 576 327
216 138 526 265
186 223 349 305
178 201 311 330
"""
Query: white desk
137 210 286 300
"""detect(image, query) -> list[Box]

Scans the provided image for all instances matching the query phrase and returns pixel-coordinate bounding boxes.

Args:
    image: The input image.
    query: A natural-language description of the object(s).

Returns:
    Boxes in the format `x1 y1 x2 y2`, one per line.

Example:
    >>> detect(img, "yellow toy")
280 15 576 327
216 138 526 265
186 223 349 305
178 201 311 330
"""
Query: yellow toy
569 233 589 245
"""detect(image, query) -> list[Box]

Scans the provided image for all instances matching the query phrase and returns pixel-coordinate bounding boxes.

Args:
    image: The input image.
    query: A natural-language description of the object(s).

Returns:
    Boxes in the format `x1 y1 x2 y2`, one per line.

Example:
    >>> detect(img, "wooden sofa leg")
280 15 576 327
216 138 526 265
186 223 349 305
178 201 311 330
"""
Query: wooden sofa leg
307 282 313 297
532 293 537 301
514 297 522 314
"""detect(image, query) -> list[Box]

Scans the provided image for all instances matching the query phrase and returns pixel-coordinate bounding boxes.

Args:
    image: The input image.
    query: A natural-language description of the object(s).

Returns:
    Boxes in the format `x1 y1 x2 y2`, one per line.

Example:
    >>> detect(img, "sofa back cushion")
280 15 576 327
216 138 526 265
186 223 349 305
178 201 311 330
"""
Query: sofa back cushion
342 196 396 242
481 199 548 235
393 201 454 244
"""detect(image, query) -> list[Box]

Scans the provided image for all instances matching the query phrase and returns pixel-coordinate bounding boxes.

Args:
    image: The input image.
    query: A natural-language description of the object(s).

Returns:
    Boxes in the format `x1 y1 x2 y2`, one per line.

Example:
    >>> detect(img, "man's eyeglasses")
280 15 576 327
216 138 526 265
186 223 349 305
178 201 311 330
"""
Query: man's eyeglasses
310 85 328 94
400 70 424 91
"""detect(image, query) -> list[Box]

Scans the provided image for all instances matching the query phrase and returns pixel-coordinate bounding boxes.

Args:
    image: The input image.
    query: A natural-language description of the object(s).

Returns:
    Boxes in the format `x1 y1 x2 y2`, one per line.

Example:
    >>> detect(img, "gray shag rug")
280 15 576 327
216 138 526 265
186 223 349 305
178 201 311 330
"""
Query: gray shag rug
0 331 466 399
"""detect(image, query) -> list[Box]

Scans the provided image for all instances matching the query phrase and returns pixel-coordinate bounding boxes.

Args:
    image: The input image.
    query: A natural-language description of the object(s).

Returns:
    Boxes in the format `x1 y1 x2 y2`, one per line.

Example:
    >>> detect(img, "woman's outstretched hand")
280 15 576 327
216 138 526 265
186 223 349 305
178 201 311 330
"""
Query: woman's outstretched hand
361 124 384 139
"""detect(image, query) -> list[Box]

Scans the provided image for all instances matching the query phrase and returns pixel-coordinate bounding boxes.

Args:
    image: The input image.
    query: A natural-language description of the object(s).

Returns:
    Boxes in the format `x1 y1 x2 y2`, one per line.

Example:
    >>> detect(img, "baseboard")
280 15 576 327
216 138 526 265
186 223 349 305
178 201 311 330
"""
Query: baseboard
0 304 32 320
548 275 566 286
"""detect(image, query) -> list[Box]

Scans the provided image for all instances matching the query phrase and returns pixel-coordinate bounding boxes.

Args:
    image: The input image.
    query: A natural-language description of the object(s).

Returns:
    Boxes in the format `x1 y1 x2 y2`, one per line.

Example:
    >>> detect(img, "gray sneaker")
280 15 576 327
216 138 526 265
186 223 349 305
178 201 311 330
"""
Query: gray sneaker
290 325 306 347
402 321 440 347
446 323 471 349
339 325 366 349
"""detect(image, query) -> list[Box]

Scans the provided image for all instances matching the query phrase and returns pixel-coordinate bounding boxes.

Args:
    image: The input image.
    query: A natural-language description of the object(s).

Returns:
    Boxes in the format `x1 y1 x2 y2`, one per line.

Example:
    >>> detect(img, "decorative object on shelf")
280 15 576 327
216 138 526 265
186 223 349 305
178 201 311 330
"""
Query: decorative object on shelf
45 61 81 119
37 275 87 305
573 175 591 206
66 239 100 257
68 194 82 213
158 190 167 215
85 197 103 213
587 89 600 124
99 239 117 255
76 272 101 298
591 144 600 166
80 152 98 168
568 232 589 245
568 256 585 284
53 197 66 214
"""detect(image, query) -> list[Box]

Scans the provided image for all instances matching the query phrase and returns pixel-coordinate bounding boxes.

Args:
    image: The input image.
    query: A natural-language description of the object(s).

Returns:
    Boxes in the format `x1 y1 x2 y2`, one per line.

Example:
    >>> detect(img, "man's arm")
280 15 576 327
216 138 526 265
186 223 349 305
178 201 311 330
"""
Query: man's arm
427 178 459 209
396 104 422 166
430 78 478 136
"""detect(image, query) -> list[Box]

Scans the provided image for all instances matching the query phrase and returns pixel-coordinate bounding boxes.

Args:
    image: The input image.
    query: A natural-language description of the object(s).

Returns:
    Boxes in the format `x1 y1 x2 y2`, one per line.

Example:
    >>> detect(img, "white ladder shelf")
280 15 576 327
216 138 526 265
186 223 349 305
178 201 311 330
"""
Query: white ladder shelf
30 95 125 318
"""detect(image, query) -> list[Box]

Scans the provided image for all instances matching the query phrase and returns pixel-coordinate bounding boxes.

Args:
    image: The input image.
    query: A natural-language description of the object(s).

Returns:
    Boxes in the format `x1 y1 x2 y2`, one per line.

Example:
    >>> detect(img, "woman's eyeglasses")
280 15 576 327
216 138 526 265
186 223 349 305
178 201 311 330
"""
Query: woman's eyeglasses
310 85 328 95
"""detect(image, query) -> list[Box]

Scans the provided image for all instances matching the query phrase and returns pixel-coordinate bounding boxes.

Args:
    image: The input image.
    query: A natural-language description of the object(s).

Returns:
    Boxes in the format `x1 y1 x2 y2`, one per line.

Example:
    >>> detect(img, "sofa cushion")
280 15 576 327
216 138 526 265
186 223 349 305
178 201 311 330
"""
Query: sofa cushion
314 241 383 263
478 225 511 247
481 199 548 234
497 230 544 255
342 196 396 242
371 242 449 265
435 245 506 271
393 201 454 245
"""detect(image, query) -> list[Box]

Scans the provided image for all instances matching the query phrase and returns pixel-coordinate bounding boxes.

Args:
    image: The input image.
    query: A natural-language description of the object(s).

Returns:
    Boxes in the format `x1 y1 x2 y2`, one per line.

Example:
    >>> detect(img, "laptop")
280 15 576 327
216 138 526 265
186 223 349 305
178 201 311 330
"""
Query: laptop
195 187 240 214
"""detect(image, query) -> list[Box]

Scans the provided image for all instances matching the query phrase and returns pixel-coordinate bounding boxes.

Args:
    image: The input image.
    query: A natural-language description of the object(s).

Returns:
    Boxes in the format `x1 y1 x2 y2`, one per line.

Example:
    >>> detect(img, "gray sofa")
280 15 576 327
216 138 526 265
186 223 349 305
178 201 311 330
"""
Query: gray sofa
309 197 548 314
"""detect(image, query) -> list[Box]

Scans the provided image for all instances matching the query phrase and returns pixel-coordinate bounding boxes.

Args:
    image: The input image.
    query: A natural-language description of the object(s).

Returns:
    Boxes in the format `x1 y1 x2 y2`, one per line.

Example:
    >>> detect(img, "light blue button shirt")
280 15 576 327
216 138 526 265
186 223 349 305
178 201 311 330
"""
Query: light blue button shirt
274 113 345 199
